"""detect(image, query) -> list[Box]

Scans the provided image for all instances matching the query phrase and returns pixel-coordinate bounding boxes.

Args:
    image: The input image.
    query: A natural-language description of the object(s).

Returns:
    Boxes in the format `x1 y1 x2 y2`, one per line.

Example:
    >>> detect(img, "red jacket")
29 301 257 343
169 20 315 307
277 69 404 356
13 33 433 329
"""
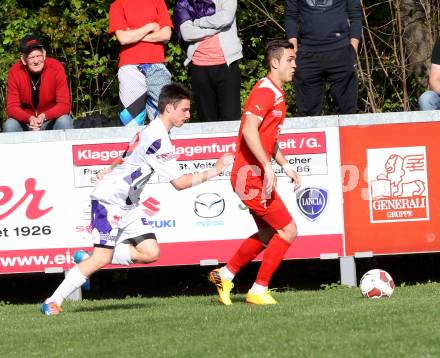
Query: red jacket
6 57 71 123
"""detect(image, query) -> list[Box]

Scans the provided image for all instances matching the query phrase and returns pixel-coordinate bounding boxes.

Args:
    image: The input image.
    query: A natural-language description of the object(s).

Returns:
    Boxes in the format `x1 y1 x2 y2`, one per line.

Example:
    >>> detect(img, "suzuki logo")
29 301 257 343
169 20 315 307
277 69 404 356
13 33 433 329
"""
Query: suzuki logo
194 193 225 218
296 187 328 221
142 197 160 216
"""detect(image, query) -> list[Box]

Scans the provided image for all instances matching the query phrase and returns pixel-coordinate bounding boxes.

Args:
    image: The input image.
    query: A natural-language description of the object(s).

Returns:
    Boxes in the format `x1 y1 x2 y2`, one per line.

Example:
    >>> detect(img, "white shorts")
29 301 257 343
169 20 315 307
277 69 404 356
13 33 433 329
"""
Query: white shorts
90 200 152 249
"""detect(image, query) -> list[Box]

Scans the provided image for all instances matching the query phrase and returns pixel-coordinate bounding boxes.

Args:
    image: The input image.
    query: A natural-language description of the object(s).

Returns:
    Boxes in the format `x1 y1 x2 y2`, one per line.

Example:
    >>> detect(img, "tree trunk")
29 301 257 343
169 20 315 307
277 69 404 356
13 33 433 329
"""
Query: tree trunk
399 0 435 83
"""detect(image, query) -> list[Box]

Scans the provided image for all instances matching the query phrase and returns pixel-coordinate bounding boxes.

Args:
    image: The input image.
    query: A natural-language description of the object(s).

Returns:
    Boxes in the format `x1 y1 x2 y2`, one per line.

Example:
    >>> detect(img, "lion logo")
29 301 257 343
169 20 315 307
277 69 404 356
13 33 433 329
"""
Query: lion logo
373 154 425 198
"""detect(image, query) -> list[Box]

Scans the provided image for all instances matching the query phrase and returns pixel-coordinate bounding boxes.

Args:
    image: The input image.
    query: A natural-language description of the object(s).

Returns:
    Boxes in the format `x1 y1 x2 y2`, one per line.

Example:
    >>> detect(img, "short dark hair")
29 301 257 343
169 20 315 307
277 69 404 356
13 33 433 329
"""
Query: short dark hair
158 82 191 114
264 39 294 71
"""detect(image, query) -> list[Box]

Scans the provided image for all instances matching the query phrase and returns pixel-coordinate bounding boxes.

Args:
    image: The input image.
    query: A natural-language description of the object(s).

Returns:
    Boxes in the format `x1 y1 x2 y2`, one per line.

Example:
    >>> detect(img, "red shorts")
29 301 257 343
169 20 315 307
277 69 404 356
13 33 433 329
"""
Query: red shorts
231 176 292 230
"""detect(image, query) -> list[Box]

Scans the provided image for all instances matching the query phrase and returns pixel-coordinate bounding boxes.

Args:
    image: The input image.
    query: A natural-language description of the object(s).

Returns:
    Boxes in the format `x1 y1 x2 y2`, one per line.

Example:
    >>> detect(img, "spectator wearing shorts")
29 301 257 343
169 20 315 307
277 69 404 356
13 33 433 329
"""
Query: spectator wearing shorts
109 0 173 126
208 40 301 305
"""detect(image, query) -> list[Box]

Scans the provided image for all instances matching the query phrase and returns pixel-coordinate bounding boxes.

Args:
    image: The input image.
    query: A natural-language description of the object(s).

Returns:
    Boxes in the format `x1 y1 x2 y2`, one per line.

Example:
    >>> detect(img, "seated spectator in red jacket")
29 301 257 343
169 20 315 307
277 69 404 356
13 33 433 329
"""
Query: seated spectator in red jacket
3 35 73 132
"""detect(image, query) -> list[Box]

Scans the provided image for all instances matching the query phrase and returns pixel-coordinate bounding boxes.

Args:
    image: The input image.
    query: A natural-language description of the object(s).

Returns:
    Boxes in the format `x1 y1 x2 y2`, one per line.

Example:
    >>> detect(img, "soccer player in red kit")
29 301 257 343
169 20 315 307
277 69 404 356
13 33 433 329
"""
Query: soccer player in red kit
209 39 301 305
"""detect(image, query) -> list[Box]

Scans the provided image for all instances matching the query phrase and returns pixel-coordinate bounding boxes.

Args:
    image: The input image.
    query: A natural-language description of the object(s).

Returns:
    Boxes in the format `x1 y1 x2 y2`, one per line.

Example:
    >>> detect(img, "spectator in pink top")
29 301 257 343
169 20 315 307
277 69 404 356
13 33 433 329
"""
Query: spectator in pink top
173 0 242 122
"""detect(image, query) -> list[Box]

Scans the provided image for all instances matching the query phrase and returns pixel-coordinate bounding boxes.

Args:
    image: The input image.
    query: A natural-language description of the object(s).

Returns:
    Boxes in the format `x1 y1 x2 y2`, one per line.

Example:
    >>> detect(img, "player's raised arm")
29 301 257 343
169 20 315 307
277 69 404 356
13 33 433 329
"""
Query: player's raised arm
171 153 234 190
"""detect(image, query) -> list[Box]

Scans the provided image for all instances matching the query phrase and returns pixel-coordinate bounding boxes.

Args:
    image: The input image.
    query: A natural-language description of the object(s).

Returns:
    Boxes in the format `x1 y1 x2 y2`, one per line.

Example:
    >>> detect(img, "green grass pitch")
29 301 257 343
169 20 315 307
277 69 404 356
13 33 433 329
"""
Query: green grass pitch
1 282 440 357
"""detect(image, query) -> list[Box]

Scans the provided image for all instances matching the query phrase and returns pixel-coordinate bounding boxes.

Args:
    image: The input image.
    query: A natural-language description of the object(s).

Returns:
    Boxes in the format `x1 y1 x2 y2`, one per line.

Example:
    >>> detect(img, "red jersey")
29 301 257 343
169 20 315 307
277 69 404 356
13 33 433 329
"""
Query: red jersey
109 0 173 67
231 77 286 186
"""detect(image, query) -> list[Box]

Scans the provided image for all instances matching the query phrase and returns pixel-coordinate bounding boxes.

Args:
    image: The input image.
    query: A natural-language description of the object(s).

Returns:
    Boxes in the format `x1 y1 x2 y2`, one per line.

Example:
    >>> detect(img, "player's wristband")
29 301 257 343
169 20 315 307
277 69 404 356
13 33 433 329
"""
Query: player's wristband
282 163 294 172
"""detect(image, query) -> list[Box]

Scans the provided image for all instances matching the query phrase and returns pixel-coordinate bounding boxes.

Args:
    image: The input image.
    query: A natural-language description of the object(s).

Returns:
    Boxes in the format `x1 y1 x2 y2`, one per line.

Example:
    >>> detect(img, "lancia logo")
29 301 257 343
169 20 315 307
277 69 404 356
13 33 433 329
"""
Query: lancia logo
194 193 225 218
296 187 328 221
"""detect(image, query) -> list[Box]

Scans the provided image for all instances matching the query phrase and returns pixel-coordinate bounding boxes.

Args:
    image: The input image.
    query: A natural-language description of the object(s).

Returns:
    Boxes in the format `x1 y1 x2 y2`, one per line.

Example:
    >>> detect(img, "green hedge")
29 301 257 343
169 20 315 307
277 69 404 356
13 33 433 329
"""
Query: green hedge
0 0 435 125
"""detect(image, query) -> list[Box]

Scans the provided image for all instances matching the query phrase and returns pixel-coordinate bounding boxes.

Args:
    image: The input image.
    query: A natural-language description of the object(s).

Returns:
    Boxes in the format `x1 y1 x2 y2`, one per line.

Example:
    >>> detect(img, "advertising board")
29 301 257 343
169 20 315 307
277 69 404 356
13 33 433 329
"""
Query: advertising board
340 122 440 255
0 126 345 273
0 141 73 273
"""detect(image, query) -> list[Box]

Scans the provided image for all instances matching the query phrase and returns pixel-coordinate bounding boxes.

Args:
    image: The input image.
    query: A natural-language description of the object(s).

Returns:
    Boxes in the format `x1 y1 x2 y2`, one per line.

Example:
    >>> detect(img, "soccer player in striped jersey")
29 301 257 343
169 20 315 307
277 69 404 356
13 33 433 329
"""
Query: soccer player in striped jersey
41 83 233 315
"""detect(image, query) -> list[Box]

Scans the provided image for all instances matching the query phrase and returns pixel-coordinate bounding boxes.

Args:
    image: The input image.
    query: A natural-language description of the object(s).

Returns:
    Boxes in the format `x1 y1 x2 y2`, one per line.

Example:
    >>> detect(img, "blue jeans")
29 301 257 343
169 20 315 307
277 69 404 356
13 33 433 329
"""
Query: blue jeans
3 114 73 132
418 91 440 111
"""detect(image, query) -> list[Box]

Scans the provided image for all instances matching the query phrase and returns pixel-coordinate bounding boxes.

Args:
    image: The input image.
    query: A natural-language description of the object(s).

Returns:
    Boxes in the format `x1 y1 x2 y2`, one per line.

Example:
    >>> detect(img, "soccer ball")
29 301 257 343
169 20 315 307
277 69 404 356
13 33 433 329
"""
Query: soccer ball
359 269 395 299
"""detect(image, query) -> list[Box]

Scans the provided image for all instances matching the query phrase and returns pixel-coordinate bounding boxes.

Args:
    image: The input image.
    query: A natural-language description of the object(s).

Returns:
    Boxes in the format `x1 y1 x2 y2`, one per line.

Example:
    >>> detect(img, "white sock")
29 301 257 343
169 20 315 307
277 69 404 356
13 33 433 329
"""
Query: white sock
249 283 267 294
46 265 87 306
219 266 234 281
111 243 133 266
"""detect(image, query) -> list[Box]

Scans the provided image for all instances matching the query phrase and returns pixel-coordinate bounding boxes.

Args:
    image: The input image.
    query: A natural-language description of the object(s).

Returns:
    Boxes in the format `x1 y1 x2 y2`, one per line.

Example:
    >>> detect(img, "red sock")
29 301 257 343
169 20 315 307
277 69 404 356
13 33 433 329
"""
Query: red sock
226 235 265 274
255 234 291 286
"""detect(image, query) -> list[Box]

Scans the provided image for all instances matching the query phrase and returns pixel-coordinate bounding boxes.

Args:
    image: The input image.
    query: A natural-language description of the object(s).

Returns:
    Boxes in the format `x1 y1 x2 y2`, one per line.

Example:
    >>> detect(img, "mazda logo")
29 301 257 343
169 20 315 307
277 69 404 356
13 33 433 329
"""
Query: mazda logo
194 193 225 218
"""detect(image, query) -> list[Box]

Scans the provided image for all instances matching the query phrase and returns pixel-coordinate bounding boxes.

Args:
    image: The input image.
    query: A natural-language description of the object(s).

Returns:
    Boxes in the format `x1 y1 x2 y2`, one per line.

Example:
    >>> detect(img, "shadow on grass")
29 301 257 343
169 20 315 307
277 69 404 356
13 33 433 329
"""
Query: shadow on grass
72 302 152 313
4 253 440 303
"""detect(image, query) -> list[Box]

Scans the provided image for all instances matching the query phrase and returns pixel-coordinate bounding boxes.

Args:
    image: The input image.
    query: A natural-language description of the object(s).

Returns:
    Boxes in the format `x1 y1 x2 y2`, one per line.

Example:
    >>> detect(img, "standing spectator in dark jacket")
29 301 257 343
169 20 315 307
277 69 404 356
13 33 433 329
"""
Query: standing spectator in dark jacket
285 0 362 116
173 0 242 122
3 35 73 132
